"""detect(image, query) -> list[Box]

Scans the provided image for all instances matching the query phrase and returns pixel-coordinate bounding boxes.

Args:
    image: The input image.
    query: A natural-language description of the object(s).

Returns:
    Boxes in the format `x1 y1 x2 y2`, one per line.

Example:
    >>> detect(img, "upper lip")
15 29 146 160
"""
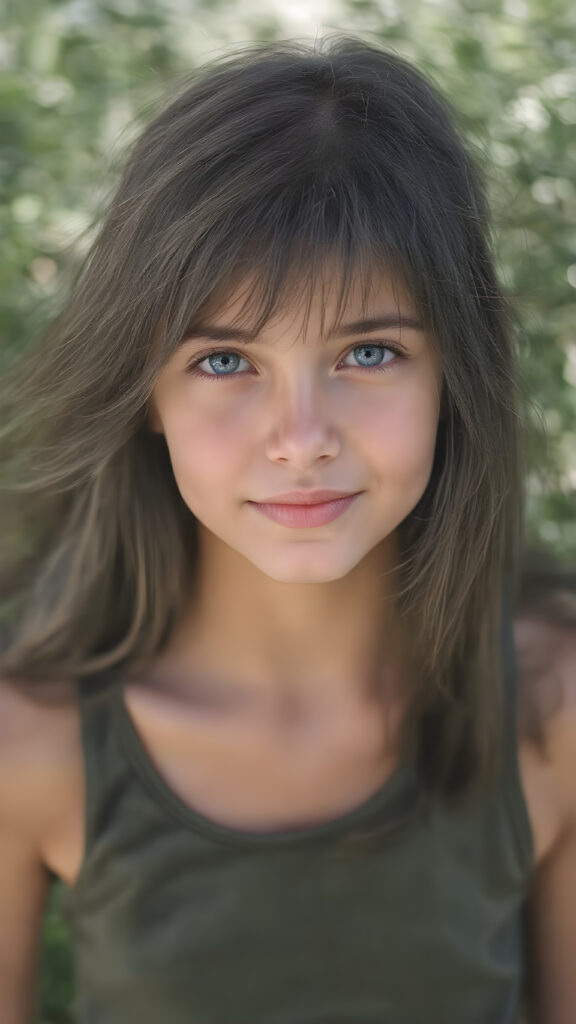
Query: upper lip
254 490 360 505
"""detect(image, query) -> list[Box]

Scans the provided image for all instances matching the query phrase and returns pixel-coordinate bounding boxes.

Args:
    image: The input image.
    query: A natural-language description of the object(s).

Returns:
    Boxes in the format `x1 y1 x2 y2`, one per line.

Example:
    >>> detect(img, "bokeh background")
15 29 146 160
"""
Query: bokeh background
1 0 575 1019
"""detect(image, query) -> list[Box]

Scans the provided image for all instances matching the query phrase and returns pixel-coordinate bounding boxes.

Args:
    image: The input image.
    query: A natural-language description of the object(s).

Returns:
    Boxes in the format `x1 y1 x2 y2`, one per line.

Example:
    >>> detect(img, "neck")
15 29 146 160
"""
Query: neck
154 528 408 718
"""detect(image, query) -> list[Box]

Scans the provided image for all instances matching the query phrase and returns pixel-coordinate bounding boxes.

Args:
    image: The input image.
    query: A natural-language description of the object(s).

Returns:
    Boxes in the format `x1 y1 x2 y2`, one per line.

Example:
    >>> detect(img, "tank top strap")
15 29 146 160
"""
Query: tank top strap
73 670 129 884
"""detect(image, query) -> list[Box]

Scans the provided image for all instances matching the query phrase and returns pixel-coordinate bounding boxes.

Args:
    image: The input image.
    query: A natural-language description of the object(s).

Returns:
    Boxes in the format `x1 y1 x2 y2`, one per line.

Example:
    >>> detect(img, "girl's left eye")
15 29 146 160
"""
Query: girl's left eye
185 343 404 381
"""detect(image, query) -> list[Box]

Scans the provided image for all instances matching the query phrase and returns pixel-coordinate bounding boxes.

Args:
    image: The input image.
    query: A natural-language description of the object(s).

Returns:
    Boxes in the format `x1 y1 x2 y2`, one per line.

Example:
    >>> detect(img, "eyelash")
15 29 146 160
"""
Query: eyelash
184 342 406 382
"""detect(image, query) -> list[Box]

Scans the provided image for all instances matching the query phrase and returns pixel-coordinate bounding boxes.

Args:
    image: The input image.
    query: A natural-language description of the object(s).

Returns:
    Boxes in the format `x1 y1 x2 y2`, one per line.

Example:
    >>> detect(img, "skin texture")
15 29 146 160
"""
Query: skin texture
148 270 442 718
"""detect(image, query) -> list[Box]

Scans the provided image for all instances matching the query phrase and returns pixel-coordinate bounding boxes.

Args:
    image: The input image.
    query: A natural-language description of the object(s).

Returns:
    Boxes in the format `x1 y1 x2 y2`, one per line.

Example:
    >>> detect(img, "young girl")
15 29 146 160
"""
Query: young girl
0 36 575 1024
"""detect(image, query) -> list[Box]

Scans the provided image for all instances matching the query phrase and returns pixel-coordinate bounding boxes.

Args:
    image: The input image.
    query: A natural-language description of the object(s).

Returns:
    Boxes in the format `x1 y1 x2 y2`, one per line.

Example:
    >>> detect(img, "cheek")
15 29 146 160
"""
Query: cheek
354 381 440 472
162 401 247 495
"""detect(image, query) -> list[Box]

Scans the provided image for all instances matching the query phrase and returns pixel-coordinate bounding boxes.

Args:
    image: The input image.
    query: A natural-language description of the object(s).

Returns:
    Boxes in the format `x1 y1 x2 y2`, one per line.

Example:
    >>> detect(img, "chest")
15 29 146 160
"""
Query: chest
130 687 407 833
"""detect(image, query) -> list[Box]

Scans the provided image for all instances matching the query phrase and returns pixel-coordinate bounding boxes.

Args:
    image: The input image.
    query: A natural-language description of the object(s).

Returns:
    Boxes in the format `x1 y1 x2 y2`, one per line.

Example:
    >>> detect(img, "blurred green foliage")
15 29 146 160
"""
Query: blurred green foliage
38 886 75 1023
1 1 575 1020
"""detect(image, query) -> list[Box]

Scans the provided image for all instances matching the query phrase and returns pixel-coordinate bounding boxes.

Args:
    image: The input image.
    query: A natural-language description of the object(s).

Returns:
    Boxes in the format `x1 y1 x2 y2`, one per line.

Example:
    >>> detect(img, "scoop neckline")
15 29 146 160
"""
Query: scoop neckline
111 682 418 848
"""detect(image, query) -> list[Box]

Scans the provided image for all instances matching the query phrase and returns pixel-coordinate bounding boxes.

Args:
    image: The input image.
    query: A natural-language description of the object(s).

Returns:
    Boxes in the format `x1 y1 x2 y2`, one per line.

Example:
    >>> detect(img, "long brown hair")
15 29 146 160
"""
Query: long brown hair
1 37 529 801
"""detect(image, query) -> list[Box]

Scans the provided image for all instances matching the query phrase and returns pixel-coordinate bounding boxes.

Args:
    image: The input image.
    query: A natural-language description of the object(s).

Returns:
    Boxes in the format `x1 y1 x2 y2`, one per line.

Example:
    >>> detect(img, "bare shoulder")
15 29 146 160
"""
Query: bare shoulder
514 612 576 865
0 676 82 855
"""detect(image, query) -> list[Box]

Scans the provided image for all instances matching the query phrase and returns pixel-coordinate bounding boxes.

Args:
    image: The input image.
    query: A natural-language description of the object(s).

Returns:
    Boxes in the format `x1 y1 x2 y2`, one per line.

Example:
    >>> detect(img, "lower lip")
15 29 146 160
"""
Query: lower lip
249 494 361 527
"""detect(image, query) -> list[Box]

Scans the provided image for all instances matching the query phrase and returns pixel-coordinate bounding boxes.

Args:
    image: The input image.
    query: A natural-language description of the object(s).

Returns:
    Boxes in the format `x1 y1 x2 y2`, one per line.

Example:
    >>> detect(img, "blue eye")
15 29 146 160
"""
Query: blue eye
185 342 403 381
205 352 246 375
344 344 393 369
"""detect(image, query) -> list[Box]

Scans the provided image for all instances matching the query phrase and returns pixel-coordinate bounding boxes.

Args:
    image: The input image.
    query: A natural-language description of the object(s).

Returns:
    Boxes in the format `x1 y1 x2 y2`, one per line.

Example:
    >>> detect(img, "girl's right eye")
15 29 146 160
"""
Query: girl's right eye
185 350 251 381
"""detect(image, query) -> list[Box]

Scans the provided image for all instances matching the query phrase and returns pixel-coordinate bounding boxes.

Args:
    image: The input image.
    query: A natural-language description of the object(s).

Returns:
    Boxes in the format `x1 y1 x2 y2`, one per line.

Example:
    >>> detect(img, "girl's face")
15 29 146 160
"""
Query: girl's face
150 270 443 584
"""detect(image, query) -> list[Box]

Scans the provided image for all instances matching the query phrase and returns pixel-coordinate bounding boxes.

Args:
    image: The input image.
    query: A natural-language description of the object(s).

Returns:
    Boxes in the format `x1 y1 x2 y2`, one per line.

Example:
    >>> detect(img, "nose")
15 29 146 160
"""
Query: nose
264 376 341 467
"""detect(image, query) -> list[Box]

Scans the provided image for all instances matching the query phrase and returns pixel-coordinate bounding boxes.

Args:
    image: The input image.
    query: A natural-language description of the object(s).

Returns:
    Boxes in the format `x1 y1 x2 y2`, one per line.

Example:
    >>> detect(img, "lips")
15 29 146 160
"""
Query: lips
249 492 361 527
256 490 360 505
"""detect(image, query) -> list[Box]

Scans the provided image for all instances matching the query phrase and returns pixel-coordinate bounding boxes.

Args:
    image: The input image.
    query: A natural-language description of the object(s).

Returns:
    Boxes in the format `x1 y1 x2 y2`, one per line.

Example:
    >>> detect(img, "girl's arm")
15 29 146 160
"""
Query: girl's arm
0 826 51 1024
0 680 55 1024
521 631 576 1024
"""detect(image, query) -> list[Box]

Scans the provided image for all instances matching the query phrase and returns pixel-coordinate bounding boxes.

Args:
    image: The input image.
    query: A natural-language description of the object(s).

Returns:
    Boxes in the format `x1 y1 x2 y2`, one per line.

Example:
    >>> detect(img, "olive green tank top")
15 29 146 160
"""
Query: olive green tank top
61 614 534 1023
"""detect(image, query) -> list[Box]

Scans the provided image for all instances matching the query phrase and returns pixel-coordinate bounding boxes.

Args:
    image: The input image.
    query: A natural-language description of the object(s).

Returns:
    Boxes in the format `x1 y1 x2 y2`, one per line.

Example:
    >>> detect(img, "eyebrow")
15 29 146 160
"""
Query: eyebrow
179 313 424 347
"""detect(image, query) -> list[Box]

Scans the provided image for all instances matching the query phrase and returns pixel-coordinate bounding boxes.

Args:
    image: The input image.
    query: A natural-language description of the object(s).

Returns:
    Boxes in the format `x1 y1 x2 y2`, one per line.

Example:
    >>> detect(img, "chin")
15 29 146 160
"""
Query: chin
249 549 367 585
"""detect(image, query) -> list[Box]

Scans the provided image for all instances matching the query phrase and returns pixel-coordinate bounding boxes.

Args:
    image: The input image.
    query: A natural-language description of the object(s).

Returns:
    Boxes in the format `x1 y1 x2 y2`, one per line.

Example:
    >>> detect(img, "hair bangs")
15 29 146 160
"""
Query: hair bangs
171 177 413 356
